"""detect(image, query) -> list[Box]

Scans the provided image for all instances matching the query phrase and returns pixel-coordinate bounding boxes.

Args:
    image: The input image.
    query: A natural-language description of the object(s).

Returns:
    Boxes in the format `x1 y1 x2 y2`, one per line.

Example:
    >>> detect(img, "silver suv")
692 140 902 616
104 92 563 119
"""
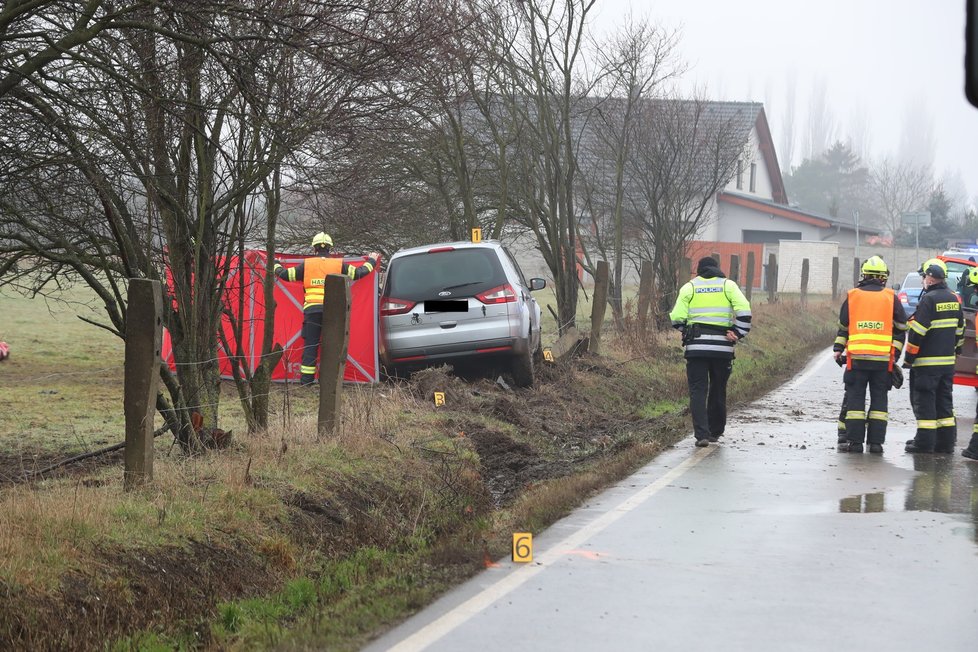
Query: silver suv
379 241 546 386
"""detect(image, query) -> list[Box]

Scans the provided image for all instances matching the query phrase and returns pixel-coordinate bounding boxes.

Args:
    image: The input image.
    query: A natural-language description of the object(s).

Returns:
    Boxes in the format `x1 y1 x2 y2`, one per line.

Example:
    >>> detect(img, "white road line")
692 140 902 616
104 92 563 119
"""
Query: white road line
385 446 715 652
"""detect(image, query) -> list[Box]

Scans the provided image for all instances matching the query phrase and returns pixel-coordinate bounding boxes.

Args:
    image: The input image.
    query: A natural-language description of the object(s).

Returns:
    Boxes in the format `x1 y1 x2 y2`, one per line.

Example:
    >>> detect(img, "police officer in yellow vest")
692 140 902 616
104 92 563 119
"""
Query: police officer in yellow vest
833 256 908 453
904 258 964 454
275 232 380 386
669 256 752 447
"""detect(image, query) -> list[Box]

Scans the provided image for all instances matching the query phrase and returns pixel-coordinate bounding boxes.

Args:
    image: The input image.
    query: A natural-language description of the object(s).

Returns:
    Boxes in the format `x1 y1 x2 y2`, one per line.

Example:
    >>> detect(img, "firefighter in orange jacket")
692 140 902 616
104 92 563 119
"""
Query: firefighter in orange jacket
904 259 964 454
275 232 380 386
832 256 908 453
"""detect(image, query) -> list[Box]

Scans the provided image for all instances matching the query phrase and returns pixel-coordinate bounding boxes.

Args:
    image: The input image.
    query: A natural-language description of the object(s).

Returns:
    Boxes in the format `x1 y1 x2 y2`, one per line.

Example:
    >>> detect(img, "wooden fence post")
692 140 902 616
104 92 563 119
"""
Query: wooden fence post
729 254 741 284
124 279 162 490
800 258 810 307
767 253 778 303
636 259 653 337
589 260 610 354
318 274 351 437
745 251 755 301
831 257 840 300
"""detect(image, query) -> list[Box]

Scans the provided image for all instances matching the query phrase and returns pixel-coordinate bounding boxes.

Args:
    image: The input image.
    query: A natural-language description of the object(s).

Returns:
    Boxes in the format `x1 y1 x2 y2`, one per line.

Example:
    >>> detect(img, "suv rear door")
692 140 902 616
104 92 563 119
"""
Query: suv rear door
382 246 515 357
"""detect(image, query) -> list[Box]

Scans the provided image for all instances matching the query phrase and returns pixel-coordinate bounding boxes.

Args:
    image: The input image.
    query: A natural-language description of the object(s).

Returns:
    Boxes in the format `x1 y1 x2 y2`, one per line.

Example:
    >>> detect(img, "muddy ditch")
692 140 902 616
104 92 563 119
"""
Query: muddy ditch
0 354 667 650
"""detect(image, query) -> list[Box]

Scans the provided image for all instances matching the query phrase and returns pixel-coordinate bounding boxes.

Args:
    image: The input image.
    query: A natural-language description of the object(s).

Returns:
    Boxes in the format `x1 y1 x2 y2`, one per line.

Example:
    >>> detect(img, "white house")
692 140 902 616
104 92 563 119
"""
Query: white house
694 102 877 247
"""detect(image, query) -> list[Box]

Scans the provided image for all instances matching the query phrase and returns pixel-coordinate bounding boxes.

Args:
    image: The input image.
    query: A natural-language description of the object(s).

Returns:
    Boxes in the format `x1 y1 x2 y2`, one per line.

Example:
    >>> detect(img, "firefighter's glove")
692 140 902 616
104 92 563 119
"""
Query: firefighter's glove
891 365 905 390
901 359 912 369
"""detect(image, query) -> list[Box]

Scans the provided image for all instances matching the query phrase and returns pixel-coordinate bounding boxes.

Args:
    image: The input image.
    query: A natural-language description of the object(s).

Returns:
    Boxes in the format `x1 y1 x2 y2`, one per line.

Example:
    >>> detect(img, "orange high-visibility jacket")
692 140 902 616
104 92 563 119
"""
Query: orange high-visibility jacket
846 288 896 370
302 257 344 308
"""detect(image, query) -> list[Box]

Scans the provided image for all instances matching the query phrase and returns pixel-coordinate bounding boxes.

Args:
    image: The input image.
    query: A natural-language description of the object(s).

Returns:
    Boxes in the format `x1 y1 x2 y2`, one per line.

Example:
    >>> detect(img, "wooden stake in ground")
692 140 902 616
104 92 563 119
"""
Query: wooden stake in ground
746 251 755 301
767 253 778 303
800 258 810 307
318 274 351 437
589 260 609 354
124 278 162 490
637 259 653 337
832 256 840 300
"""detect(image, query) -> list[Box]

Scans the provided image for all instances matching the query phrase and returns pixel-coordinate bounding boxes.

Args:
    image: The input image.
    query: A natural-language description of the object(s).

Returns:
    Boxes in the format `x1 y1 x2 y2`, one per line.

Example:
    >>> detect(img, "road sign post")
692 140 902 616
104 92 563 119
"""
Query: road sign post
901 212 931 266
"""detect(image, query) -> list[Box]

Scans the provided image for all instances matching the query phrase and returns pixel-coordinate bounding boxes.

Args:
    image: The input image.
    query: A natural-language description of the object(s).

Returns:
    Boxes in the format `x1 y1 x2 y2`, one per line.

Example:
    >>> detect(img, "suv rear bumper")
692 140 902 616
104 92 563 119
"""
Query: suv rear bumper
383 336 524 367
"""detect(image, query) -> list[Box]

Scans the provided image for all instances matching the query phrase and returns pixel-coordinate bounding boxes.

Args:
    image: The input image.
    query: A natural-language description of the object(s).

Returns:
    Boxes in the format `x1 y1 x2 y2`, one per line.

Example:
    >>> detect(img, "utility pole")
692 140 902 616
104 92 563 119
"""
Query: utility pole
853 209 860 262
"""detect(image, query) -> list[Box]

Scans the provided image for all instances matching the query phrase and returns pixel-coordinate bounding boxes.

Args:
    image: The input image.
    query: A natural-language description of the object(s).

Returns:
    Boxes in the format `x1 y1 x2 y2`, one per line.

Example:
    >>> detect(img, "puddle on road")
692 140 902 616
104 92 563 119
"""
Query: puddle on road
839 456 978 541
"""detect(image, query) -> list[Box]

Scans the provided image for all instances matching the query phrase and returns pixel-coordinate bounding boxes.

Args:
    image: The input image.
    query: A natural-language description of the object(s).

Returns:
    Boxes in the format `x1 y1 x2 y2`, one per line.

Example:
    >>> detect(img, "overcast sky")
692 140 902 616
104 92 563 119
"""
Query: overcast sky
591 0 978 206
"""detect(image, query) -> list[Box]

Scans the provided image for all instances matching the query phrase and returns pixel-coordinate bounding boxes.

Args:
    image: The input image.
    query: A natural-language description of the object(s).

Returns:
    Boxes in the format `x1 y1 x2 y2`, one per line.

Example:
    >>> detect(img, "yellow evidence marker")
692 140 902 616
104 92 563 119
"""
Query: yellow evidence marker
471 227 483 243
434 392 446 407
543 348 554 362
512 532 533 563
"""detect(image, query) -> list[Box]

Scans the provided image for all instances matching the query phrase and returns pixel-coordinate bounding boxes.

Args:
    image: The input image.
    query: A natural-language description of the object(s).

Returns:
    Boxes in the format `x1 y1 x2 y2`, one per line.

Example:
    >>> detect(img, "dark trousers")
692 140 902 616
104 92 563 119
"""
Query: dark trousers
843 368 890 445
968 400 978 453
837 392 848 436
686 357 733 440
300 308 325 385
909 370 955 452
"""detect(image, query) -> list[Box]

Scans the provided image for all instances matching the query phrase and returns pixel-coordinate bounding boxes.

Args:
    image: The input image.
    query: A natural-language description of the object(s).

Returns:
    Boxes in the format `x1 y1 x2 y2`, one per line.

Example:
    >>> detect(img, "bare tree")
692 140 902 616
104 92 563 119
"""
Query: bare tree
779 73 796 176
870 157 934 237
488 0 599 334
0 0 453 446
0 0 150 99
577 17 682 325
898 95 936 172
625 97 748 315
846 103 872 164
804 77 834 160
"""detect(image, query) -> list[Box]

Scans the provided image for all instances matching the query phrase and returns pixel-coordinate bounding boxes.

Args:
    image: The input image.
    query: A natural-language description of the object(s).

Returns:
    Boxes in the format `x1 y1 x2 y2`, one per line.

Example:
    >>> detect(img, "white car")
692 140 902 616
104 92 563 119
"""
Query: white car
379 241 546 387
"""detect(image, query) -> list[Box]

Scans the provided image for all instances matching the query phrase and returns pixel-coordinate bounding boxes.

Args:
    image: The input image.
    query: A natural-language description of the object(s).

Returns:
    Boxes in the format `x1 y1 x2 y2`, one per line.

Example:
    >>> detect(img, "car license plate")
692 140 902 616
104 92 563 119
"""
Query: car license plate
424 300 468 313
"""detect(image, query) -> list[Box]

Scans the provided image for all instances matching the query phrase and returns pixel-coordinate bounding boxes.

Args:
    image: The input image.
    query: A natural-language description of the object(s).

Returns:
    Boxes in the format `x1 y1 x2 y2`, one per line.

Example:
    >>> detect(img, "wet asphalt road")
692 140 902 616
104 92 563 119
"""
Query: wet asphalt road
366 351 978 651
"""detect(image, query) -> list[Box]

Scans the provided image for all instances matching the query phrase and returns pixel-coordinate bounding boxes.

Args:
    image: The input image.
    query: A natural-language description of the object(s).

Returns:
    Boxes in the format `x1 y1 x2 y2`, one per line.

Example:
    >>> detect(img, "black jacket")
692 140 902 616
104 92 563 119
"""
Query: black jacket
904 281 964 373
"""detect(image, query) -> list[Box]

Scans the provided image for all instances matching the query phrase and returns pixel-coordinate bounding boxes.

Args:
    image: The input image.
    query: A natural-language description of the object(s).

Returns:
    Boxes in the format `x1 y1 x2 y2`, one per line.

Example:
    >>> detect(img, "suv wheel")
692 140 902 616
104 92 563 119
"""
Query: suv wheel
509 347 535 388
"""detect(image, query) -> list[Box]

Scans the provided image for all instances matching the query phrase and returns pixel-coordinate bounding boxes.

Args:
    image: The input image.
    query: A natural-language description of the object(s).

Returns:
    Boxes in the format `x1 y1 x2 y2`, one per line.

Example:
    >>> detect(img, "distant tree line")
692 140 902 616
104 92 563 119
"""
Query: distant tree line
784 140 976 248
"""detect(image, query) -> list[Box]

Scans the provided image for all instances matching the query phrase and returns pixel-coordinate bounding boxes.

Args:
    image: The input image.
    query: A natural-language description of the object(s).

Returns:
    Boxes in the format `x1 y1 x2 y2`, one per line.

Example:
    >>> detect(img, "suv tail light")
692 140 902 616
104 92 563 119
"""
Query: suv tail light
381 297 416 316
476 283 517 304
898 291 908 304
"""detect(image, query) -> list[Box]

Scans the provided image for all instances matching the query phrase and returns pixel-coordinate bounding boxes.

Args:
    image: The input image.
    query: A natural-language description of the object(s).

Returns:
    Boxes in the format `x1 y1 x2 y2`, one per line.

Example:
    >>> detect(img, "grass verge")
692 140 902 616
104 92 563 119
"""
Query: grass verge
0 296 838 650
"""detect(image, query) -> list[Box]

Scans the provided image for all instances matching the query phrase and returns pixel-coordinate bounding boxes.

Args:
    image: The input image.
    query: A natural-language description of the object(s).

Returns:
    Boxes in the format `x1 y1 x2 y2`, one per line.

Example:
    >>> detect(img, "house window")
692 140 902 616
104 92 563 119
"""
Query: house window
749 162 757 193
736 160 743 190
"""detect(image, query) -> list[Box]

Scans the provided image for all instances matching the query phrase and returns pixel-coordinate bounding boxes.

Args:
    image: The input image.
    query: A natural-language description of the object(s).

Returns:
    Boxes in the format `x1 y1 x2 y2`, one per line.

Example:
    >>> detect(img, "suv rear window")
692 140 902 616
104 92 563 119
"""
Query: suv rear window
385 248 507 302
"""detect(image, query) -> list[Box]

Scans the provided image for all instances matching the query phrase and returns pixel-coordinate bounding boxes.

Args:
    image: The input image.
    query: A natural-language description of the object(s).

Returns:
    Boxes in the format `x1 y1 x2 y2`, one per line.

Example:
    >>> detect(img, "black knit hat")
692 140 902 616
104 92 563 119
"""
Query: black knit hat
697 256 719 274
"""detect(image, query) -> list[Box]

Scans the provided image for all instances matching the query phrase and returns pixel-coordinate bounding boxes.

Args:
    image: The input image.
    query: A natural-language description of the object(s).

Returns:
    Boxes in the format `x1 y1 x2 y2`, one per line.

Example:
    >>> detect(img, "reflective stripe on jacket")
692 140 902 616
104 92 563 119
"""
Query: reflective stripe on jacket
904 282 963 372
301 257 344 309
669 276 752 359
276 256 378 310
844 287 897 370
